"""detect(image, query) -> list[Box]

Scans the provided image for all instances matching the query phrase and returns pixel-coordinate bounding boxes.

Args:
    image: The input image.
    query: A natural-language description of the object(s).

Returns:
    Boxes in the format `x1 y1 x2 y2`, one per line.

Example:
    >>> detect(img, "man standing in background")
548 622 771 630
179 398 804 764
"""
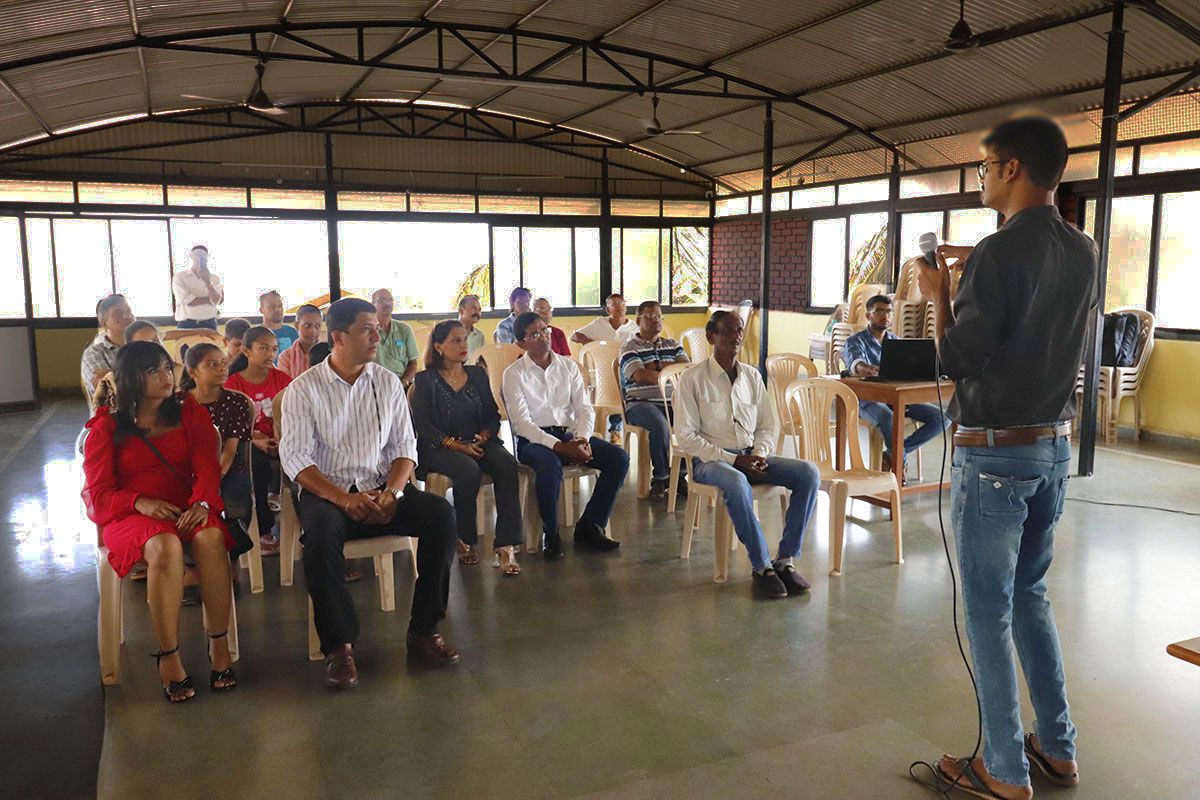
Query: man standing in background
372 288 420 389
172 244 224 330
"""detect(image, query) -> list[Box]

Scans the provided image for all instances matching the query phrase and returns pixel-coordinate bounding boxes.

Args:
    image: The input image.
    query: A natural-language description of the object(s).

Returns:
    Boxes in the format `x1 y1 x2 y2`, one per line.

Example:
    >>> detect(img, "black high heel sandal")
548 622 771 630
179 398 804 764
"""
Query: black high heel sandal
151 646 195 703
207 631 238 692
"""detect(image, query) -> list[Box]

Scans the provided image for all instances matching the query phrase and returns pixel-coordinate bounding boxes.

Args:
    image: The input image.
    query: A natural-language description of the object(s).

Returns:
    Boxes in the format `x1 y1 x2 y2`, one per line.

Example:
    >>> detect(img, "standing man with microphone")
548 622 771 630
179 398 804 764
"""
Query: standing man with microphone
172 245 225 330
918 116 1094 799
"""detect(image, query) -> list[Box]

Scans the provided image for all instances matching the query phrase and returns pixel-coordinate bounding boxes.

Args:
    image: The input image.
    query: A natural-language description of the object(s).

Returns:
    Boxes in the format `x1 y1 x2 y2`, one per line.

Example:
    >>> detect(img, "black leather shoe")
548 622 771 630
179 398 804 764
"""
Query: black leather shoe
676 477 688 497
752 569 788 599
648 480 668 501
324 644 358 689
543 535 565 559
573 521 620 551
775 564 811 595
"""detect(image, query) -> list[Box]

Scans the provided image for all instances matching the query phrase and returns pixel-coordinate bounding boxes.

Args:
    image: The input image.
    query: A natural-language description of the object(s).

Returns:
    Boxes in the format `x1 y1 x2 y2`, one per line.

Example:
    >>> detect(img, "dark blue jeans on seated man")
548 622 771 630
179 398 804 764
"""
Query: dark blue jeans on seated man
952 434 1077 787
858 400 949 461
516 427 629 539
691 450 820 572
624 401 672 482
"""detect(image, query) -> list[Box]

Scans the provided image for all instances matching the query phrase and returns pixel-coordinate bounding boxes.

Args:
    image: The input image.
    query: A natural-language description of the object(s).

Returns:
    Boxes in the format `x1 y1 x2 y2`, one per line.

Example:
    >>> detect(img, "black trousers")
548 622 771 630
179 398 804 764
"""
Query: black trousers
298 486 456 654
419 442 523 548
249 447 277 537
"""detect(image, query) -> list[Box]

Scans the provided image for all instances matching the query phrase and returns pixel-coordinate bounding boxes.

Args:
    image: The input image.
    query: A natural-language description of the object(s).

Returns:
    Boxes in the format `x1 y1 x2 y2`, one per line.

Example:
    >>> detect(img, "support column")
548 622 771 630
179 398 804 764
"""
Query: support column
757 102 773 377
599 148 613 302
324 134 341 302
1078 2 1125 476
887 155 900 287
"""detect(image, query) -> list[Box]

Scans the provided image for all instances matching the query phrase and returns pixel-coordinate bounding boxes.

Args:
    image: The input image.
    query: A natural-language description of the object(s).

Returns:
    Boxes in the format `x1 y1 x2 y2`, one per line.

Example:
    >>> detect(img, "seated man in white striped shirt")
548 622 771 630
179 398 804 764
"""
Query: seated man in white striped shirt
280 298 460 689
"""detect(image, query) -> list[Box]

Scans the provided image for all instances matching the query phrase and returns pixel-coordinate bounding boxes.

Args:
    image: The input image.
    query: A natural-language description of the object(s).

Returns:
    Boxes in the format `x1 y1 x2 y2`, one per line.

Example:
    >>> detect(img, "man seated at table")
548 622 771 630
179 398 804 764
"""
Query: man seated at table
494 287 533 344
280 297 460 688
533 296 572 357
843 294 949 475
674 311 821 599
619 300 689 501
458 294 486 357
502 311 628 559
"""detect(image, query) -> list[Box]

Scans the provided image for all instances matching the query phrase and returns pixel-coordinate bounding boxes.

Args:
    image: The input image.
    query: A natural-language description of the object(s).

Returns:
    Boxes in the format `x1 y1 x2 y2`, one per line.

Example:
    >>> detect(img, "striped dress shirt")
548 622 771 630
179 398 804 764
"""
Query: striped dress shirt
279 358 417 491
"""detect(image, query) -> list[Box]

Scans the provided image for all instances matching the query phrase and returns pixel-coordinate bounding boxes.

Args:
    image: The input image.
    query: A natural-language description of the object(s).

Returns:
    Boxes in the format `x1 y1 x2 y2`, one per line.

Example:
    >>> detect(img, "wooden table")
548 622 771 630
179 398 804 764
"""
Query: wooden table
836 377 955 505
1168 637 1200 667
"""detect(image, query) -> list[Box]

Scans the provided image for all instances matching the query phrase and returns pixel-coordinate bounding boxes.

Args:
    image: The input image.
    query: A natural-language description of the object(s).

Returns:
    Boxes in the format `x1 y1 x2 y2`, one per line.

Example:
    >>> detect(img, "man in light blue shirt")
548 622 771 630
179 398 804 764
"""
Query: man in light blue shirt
843 294 948 474
494 286 532 344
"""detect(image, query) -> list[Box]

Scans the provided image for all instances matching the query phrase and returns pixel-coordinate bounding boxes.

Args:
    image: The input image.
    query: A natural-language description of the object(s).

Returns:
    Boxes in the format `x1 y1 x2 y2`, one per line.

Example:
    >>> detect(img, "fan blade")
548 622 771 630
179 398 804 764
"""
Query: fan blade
181 94 240 103
252 106 289 116
660 129 709 135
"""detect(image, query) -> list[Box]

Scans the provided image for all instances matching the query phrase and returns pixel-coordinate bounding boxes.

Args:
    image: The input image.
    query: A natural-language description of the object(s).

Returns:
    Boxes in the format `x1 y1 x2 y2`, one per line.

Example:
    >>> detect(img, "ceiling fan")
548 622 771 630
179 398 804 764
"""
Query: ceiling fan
639 95 708 137
859 0 984 54
182 61 290 115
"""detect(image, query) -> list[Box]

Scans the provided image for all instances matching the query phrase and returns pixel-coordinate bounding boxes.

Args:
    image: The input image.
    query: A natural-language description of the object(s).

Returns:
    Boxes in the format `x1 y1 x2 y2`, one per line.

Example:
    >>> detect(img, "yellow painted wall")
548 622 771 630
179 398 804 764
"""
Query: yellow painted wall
1113 338 1200 439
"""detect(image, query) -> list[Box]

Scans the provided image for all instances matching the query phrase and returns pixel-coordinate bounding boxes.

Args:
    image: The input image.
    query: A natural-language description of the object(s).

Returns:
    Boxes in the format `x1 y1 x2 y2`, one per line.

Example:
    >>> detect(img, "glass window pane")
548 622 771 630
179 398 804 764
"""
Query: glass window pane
111 220 171 316
171 218 329 316
947 208 998 246
611 198 660 216
612 229 622 293
838 179 889 204
1059 148 1135 182
715 197 748 217
337 191 407 211
53 219 112 317
478 195 539 214
167 185 247 207
849 212 889 291
409 193 475 213
771 191 790 211
662 200 709 218
522 228 573 307
792 185 835 209
0 179 74 203
811 218 847 306
1156 191 1200 329
0 218 26 318
1139 138 1200 174
671 226 709 306
26 219 56 317
1099 195 1154 312
899 170 960 198
492 227 521 307
78 182 163 204
338 221 488 313
750 194 763 214
574 228 601 307
621 228 662 304
543 197 600 215
250 188 325 210
899 211 945 265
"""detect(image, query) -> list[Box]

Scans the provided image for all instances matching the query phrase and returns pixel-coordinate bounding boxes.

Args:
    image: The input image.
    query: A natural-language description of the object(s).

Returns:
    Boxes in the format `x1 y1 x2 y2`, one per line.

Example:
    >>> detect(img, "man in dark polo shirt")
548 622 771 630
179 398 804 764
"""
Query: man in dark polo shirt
918 116 1094 799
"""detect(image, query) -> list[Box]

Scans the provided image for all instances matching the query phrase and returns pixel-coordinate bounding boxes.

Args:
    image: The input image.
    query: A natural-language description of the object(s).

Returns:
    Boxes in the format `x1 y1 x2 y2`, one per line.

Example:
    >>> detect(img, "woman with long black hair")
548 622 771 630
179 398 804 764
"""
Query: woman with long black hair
82 341 237 702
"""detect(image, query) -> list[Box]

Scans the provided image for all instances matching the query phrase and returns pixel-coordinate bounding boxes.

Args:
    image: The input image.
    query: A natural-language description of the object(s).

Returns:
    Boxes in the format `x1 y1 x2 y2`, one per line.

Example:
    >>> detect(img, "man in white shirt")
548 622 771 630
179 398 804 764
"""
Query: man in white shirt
280 297 460 688
171 245 224 330
502 311 628 558
675 311 821 599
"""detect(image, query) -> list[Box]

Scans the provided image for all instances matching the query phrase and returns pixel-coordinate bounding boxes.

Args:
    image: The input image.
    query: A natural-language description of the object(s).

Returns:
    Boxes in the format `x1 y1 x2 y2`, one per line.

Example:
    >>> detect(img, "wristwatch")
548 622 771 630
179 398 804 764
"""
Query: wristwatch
384 487 405 503
196 501 211 511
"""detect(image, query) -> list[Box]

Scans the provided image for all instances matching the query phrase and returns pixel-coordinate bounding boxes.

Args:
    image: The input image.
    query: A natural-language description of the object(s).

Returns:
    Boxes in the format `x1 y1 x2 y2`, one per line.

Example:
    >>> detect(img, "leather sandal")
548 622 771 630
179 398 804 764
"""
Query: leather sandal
456 540 479 566
151 646 195 703
493 546 520 577
1024 733 1079 787
207 631 238 692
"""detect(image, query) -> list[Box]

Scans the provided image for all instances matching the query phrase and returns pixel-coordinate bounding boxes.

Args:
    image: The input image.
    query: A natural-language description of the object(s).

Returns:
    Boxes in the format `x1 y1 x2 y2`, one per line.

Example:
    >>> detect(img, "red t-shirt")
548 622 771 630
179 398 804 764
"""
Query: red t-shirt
225 368 291 438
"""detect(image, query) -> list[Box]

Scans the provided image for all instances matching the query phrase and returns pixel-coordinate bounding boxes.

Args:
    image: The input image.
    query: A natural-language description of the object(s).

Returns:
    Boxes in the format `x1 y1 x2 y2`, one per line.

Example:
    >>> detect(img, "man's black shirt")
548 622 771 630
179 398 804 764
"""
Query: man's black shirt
940 205 1098 428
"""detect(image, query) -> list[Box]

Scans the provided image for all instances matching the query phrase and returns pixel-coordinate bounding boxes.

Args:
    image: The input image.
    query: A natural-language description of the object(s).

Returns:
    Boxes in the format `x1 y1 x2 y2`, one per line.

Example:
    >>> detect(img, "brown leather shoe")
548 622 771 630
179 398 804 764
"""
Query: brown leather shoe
324 643 358 689
406 632 461 667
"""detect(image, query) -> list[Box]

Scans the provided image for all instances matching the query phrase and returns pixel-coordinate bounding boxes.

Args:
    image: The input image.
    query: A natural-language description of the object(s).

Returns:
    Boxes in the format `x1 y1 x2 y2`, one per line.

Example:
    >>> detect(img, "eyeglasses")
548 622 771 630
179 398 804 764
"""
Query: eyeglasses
523 329 548 341
641 314 663 321
977 159 1012 180
869 308 894 316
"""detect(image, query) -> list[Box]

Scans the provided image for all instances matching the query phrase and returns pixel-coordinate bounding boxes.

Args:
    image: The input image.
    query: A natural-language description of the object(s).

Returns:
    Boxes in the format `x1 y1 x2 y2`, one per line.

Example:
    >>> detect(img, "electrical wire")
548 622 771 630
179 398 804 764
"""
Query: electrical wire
1065 498 1200 517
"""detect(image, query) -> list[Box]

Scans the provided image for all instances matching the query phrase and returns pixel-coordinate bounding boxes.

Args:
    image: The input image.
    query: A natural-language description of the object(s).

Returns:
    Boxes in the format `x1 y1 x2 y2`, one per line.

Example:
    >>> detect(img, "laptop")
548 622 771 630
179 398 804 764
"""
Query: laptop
861 338 939 381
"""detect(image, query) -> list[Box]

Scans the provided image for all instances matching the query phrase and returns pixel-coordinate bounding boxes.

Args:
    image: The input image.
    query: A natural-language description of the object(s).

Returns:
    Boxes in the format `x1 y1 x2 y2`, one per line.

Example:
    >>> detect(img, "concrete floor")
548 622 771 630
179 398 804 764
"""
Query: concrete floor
4 399 1200 800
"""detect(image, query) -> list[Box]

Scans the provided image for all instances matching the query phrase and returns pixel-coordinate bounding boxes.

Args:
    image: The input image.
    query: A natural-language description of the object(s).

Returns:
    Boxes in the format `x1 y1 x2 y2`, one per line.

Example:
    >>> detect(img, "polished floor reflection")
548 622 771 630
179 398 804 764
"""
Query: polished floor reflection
5 400 1200 799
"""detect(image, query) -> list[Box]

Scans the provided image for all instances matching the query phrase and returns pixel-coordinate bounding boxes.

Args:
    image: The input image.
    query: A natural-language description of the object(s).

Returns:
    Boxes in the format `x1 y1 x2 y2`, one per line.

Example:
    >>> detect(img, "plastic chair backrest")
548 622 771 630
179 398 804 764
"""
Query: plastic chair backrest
659 363 694 477
784 377 865 469
411 326 433 368
895 257 923 301
847 283 886 329
660 322 675 340
828 323 854 374
474 343 524 415
580 340 622 407
170 331 223 363
271 387 285 440
1110 306 1156 378
679 327 710 363
765 353 818 423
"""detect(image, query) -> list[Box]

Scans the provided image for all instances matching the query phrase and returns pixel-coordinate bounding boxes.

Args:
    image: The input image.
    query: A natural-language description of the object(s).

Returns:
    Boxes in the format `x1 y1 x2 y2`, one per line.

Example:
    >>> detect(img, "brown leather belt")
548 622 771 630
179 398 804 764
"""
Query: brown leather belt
953 422 1071 448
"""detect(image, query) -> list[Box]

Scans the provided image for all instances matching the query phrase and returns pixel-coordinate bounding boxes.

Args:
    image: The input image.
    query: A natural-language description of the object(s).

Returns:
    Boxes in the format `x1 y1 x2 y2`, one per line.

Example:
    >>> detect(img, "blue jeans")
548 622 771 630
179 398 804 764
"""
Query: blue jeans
177 318 218 330
952 437 1077 786
624 401 671 481
858 401 949 459
516 428 629 539
691 452 820 571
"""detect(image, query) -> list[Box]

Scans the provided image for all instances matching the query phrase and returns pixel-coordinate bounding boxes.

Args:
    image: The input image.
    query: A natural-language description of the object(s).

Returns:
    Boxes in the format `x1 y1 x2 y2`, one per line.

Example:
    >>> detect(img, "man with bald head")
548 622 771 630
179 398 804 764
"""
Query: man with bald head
372 288 420 389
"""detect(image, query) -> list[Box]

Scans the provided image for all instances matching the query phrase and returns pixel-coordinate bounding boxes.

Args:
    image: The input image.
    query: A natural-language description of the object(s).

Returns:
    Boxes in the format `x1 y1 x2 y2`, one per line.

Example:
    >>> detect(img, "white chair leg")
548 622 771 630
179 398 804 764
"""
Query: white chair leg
713 505 732 583
226 582 240 663
667 455 682 514
891 486 904 565
562 479 574 524
523 473 541 554
829 482 849 577
1133 395 1141 442
307 597 322 661
680 492 698 558
377 553 396 612
476 489 488 542
245 512 264 594
636 431 651 499
98 561 122 685
279 488 298 587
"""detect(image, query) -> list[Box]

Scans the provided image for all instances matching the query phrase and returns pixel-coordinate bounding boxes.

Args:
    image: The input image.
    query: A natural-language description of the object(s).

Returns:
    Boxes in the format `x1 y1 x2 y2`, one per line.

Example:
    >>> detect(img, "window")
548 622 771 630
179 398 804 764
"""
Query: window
339 220 487 312
899 170 960 198
838 179 888 205
792 185 835 209
750 195 763 214
611 229 622 294
78 182 163 204
0 180 73 203
172 218 329 315
25 219 56 317
662 200 709 218
478 195 539 214
1139 138 1200 175
542 197 600 215
1060 148 1134 182
409 193 475 213
53 219 112 317
671 227 709 306
611 198 660 216
620 228 662 303
574 228 601 307
167 185 247 207
493 227 521 306
0 218 25 318
1083 195 1154 312
771 191 790 211
849 212 889 291
337 191 408 211
899 211 945 265
1156 191 1200 329
811 218 847 306
715 197 749 217
947 208 998 246
250 188 325 210
111 220 171 316
522 227 573 307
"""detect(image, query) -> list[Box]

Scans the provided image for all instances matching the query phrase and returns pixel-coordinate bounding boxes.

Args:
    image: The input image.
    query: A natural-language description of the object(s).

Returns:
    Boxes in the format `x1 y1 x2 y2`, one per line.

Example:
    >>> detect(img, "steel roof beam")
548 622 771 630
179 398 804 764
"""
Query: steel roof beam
1117 65 1200 123
0 75 52 136
341 1 446 102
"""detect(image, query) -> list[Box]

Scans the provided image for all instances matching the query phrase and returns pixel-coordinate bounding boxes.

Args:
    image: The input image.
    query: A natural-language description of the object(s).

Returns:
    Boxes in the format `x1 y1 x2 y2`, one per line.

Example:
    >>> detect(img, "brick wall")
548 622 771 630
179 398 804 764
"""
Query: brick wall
711 216 811 312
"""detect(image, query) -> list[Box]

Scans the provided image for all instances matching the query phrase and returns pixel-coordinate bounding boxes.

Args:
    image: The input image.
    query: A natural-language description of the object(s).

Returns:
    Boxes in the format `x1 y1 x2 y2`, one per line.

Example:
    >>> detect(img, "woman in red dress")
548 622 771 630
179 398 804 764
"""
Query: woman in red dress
82 341 237 702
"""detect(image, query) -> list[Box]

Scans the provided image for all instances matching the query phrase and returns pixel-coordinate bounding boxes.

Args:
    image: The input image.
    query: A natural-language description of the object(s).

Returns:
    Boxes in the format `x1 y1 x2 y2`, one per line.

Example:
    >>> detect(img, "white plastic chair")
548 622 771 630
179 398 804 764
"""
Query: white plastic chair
765 353 819 455
679 326 710 363
1107 306 1156 443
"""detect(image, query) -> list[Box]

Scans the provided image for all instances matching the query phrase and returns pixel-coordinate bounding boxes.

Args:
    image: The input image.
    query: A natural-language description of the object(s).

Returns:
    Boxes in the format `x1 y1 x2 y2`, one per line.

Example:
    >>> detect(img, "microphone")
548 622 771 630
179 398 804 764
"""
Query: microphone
919 232 939 269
